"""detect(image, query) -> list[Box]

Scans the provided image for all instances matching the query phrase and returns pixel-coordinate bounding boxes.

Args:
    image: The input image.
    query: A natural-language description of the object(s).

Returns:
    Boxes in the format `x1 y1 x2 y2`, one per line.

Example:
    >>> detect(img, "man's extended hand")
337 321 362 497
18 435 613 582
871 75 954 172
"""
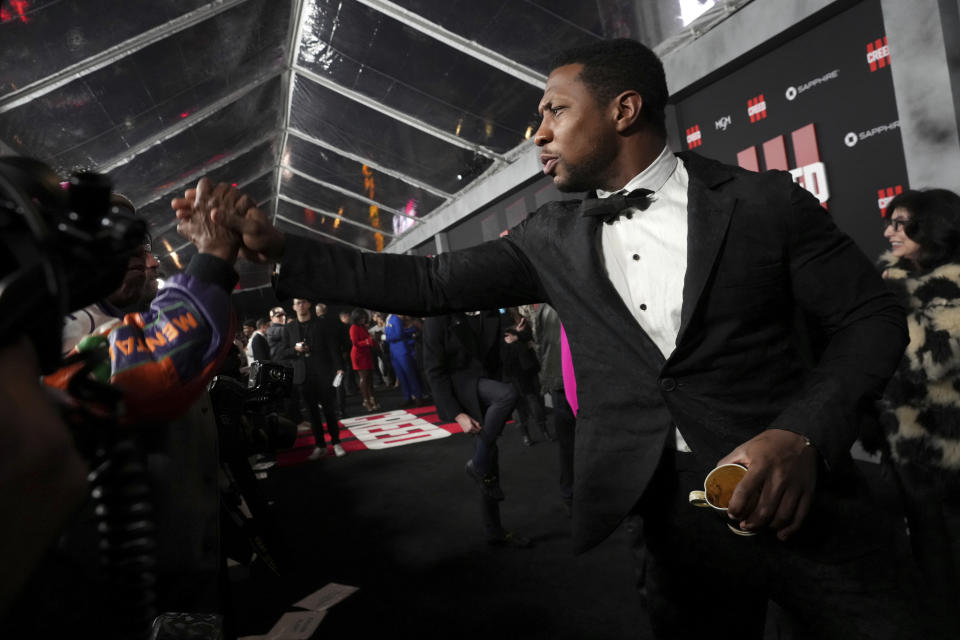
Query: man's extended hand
172 179 285 264
172 178 241 264
717 428 818 541
455 412 482 434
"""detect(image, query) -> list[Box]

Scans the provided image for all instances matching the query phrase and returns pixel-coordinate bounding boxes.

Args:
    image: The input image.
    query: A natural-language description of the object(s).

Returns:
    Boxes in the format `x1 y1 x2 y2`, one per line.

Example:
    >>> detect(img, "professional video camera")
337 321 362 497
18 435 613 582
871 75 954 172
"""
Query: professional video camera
208 360 296 576
0 157 184 639
210 360 297 458
0 156 146 373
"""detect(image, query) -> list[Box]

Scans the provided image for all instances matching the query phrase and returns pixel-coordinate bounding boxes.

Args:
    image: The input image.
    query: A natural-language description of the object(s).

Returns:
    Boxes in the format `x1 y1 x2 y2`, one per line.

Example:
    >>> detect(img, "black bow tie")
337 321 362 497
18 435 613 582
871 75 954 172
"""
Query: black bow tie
579 188 654 223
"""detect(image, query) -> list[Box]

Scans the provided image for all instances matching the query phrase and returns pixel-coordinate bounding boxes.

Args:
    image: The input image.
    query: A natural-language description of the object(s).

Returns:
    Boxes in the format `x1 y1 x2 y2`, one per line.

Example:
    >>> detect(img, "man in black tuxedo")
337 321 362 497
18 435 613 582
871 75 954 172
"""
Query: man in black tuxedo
423 311 530 547
277 298 345 459
247 317 271 363
175 39 914 638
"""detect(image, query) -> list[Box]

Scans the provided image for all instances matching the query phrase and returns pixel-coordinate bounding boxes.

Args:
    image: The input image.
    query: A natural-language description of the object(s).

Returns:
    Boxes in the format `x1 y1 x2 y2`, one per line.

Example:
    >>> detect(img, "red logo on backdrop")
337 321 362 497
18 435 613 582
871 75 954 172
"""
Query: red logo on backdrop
866 36 890 72
878 185 903 217
686 125 703 149
747 95 767 123
736 123 829 208
0 0 31 23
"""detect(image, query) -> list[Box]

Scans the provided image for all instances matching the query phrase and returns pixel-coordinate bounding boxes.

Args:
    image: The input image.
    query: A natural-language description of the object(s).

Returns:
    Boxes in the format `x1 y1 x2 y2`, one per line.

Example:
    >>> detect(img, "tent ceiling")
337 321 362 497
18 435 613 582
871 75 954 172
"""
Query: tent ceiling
0 0 720 290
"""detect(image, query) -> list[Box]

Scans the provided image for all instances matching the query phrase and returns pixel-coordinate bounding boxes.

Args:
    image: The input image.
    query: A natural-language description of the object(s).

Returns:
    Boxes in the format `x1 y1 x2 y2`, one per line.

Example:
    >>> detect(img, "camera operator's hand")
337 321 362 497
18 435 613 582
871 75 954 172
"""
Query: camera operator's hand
1 338 88 614
172 180 285 264
173 178 241 264
295 342 310 354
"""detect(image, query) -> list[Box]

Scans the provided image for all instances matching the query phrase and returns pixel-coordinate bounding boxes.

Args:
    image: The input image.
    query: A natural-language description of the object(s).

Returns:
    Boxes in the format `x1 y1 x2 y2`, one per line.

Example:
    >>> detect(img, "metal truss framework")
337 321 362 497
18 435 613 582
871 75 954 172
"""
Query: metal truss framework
6 0 549 259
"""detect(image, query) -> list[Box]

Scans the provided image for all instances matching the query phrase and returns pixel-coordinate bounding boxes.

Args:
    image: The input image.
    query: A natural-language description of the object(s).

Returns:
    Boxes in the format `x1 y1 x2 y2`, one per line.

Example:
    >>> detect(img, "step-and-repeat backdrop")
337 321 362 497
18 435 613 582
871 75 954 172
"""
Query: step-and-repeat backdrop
672 0 907 261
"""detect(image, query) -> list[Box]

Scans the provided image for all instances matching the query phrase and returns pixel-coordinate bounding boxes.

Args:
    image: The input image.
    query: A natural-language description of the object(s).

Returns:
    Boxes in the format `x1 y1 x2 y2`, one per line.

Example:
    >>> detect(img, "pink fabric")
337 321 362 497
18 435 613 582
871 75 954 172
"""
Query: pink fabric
560 325 577 416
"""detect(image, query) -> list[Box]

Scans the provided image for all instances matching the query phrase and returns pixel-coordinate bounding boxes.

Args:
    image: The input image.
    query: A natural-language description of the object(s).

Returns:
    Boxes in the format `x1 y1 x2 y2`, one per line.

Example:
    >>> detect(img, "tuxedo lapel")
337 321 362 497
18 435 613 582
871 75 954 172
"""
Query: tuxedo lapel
576 213 667 366
676 155 737 346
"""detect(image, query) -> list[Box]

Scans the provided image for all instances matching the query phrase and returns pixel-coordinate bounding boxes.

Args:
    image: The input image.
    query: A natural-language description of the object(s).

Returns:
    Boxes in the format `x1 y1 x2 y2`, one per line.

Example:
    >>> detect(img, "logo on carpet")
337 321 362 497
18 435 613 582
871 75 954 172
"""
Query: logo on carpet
340 409 454 449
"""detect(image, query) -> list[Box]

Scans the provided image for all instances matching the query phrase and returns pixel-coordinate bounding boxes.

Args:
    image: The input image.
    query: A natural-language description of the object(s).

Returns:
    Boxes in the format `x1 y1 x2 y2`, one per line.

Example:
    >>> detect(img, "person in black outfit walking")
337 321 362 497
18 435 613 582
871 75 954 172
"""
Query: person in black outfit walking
279 298 346 459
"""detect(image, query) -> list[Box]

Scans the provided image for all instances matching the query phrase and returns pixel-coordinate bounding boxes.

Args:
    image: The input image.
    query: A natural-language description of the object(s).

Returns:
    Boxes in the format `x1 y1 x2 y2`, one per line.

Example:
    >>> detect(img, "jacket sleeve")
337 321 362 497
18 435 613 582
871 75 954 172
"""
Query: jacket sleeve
47 254 238 424
768 177 908 470
275 233 546 315
350 325 374 348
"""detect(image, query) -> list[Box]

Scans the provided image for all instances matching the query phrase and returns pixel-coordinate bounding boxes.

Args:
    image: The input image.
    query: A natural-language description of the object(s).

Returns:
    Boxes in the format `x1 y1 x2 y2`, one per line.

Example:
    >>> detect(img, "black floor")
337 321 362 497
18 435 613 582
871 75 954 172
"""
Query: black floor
228 385 651 639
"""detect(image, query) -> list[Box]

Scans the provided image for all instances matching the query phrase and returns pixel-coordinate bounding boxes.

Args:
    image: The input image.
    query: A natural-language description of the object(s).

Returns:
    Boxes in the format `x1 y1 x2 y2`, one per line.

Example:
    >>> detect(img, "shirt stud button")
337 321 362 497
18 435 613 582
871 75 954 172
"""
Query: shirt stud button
640 304 647 311
632 254 640 261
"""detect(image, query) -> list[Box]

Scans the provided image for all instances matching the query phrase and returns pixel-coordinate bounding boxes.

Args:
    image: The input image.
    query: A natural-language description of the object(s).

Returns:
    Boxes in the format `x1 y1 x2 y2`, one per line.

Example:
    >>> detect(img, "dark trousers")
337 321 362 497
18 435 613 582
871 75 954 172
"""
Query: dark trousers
297 375 340 446
631 449 919 640
471 378 518 478
550 389 575 504
513 386 547 437
889 461 960 638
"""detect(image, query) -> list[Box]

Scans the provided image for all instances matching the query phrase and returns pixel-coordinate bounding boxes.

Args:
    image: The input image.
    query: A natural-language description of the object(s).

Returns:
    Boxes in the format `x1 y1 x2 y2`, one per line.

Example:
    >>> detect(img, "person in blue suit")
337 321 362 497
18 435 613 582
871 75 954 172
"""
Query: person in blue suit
384 313 423 408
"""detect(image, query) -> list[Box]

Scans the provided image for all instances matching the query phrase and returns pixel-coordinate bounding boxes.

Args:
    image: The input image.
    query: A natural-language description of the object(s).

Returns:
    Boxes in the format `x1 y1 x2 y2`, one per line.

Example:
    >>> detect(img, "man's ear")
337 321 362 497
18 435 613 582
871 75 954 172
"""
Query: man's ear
613 91 643 133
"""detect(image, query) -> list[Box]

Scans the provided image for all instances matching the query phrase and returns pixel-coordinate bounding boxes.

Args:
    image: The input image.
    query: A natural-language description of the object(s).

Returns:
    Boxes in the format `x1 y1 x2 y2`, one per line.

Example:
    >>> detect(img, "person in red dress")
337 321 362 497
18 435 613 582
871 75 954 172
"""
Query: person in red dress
349 308 380 412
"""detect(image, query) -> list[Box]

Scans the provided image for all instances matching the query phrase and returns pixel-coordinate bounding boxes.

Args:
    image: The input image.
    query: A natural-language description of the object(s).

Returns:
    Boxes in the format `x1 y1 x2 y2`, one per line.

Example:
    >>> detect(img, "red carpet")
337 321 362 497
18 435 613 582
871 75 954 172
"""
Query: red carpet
275 405 463 466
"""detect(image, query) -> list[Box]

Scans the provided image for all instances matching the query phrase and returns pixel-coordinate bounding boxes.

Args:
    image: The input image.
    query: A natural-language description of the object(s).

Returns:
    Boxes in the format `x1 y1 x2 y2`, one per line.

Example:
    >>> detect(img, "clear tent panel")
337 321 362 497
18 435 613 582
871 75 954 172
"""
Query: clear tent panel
279 169 405 239
283 134 445 215
289 73 493 194
135 138 279 254
385 0 604 73
0 0 211 99
0 0 288 175
297 0 543 154
105 88 282 207
276 197 384 252
243 172 277 206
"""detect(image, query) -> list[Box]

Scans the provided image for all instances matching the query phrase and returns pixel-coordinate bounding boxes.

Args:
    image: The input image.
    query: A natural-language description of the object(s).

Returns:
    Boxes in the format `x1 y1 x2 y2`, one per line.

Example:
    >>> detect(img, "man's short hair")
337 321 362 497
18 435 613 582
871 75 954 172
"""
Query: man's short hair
256 317 270 329
551 39 668 137
270 307 286 319
242 319 257 329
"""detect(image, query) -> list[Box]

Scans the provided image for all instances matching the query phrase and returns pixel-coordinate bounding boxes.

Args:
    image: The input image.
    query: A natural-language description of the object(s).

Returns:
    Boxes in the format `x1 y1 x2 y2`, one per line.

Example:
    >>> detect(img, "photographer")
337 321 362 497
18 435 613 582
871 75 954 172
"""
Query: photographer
0 337 87 615
4 177 242 636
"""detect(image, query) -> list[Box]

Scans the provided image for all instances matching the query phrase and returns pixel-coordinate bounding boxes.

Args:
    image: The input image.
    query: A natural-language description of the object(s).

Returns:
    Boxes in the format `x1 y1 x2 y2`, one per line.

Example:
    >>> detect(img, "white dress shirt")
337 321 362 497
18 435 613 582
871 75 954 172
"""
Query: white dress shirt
598 146 692 451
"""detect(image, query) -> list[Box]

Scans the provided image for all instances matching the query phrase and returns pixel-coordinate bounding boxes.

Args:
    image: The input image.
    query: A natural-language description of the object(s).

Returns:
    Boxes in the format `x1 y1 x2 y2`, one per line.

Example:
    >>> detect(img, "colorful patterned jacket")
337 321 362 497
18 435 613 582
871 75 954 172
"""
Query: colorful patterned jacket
47 254 238 424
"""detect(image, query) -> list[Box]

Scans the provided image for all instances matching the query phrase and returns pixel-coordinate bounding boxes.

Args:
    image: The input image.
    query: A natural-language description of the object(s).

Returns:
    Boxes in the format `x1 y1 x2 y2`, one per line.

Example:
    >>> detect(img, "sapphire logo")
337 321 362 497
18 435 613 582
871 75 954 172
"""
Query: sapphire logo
785 69 839 101
737 123 829 207
866 36 890 72
878 185 904 217
715 115 732 131
747 95 767 123
844 120 900 148
686 125 703 149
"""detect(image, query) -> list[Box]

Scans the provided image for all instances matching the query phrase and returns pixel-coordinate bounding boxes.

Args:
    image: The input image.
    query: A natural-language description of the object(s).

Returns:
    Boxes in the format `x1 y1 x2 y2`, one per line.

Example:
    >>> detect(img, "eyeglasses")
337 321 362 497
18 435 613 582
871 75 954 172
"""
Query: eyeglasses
883 218 909 232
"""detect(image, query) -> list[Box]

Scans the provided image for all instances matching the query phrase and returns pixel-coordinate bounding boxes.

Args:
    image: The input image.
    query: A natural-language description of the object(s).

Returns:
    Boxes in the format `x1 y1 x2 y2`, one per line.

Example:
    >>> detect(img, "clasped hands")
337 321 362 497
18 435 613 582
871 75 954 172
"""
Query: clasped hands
718 428 819 541
171 178 285 264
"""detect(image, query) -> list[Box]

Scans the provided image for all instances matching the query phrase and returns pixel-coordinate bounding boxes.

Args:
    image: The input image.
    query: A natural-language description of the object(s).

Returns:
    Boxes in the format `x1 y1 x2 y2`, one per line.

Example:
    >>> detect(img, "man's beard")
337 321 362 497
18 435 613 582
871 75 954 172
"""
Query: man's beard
555 139 617 193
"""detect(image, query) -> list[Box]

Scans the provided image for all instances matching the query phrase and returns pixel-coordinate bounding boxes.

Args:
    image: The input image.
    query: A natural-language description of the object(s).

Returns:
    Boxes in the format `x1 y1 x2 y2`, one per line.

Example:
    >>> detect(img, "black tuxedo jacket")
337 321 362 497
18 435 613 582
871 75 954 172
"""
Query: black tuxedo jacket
276 152 907 553
423 311 505 422
277 318 342 385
